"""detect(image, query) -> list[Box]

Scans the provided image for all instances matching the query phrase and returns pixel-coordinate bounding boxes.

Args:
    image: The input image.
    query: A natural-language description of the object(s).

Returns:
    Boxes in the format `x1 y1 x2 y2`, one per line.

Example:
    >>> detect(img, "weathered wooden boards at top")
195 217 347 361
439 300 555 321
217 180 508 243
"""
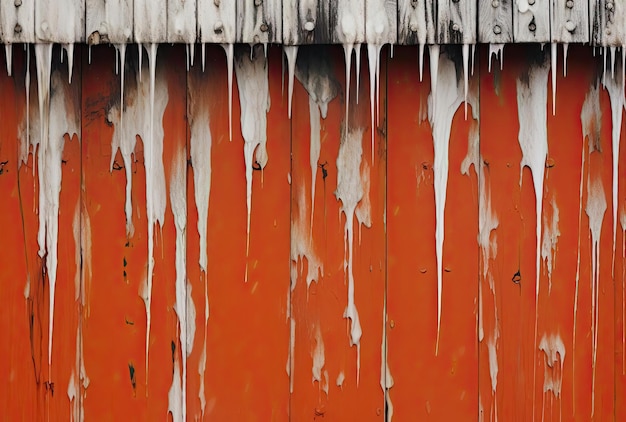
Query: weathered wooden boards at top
5 0 626 45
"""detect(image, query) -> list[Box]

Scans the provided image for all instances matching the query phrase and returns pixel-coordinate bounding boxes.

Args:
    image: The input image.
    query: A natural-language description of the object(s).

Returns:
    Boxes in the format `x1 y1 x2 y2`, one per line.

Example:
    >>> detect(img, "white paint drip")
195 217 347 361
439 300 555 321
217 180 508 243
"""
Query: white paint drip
429 45 440 108
168 359 183 422
574 84 600 405
110 43 169 382
602 59 624 278
538 332 565 421
284 46 298 118
516 54 549 414
463 44 469 119
419 44 425 82
68 200 91 422
222 43 234 142
312 323 326 393
621 209 626 374
488 44 504 73
234 45 270 282
188 70 213 273
380 299 394 422
428 52 469 355
335 127 365 381
541 197 560 294
586 173 607 417
170 145 188 422
367 43 383 161
355 44 361 104
336 371 345 388
291 185 323 288
551 43 557 115
563 43 569 77
62 43 74 84
5 44 11 76
31 44 80 370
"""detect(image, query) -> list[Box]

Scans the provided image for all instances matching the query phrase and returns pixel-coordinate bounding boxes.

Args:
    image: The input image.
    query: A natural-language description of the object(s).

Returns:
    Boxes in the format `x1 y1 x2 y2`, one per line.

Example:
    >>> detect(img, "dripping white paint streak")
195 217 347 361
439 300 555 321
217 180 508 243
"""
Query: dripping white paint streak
541 197 560 295
284 46 298 119
538 332 565 421
516 53 549 417
32 43 80 370
586 173 606 418
574 83 600 407
602 60 624 278
335 127 365 381
234 45 270 282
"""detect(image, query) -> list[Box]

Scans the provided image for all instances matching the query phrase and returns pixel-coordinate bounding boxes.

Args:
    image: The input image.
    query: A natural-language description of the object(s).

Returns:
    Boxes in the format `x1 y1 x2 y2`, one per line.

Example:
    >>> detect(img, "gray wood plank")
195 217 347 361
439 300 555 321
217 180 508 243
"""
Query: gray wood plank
283 0 331 44
551 0 589 43
366 0 397 45
331 0 365 44
236 0 281 44
513 0 550 42
134 0 167 43
397 0 436 45
437 0 476 44
168 0 196 43
1 0 35 43
86 0 133 44
35 0 85 42
198 0 236 44
590 0 623 46
479 0 513 43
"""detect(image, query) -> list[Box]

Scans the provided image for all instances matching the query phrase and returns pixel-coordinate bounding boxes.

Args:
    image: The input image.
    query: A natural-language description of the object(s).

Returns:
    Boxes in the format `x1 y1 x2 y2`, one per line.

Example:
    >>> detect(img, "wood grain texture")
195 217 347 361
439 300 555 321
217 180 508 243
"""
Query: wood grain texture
590 0 624 46
366 0 397 45
1 0 35 43
331 0 365 44
514 0 550 42
133 0 166 43
437 0 477 44
283 0 331 44
479 0 513 43
397 0 436 45
236 0 282 44
198 0 236 44
35 0 85 42
551 0 589 43
167 0 196 43
86 0 133 44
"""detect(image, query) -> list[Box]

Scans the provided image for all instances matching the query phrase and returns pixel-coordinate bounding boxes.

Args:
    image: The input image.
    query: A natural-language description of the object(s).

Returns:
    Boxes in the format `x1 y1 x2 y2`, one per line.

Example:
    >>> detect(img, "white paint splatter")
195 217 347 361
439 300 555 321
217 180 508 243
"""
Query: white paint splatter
602 58 624 278
586 173 607 417
234 45 270 282
335 127 365 380
541 197 560 294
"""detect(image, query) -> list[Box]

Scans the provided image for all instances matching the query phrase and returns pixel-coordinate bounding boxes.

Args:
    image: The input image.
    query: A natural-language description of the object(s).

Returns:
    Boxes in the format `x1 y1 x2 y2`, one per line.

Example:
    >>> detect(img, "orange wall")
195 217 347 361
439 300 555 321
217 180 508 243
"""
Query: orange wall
0 43 624 421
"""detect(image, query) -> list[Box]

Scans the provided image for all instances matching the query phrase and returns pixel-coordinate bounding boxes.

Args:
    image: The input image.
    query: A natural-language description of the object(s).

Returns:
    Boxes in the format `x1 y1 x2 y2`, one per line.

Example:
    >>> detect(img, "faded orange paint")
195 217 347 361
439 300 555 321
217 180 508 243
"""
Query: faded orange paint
0 44 624 421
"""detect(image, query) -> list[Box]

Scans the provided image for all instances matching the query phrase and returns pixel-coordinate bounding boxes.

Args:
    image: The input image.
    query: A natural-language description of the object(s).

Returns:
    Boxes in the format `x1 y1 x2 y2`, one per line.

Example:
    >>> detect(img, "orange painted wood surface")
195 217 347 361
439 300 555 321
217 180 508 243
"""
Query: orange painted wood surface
0 44 624 421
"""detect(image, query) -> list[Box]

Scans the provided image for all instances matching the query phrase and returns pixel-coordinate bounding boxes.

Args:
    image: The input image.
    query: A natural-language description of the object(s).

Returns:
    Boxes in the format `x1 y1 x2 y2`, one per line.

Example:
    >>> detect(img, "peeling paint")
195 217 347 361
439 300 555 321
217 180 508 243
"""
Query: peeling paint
538 332 565 420
541 197 560 294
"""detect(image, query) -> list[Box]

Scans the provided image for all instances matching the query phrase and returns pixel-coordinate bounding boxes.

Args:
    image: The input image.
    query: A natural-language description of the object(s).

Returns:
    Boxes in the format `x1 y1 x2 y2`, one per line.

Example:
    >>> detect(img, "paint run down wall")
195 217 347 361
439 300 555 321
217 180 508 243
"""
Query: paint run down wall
0 42 625 421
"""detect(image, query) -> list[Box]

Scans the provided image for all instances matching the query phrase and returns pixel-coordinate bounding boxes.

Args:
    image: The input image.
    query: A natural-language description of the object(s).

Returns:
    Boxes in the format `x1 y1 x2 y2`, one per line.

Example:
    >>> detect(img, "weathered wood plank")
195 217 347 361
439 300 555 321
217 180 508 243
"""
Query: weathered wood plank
133 0 166 43
551 0 589 43
366 0 397 45
35 0 85 42
1 0 35 43
86 0 133 44
437 0 477 44
513 0 550 42
198 0 236 44
167 0 196 43
479 0 513 43
590 0 624 46
331 0 365 44
283 0 331 44
397 0 436 45
236 0 281 44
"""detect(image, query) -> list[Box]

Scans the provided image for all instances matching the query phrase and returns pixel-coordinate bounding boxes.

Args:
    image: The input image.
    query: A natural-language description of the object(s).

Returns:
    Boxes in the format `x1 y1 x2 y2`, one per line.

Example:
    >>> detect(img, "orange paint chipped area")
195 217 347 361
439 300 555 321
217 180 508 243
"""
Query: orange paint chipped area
0 44 624 421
